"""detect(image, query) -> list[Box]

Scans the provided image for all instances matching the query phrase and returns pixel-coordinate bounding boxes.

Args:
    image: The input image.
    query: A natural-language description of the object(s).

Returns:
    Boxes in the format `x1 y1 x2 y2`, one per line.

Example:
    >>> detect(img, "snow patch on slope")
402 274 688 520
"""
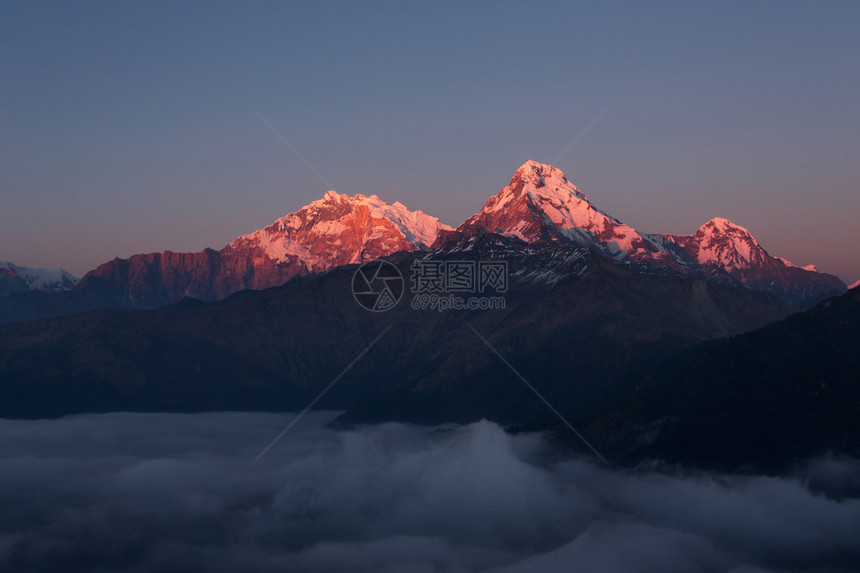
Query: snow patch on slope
776 257 818 272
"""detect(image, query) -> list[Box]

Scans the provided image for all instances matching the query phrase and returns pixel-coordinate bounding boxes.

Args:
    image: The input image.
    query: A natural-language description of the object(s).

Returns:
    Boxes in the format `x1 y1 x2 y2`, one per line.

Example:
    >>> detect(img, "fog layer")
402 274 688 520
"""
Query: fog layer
1 412 858 572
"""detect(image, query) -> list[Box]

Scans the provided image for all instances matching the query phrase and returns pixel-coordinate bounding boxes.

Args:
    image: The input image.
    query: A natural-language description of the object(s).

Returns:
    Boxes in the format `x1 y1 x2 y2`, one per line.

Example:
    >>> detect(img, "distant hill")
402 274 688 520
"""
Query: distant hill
589 285 860 471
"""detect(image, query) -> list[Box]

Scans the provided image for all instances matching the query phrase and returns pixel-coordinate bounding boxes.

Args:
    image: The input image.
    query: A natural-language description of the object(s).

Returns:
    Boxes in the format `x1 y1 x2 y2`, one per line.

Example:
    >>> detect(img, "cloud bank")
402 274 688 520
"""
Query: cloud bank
0 412 858 572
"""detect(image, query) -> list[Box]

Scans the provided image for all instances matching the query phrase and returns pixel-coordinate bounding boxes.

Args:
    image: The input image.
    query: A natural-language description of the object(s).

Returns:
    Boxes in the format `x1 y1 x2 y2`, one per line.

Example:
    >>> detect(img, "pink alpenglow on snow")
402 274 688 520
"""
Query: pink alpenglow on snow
228 190 452 272
451 160 846 307
65 161 847 309
657 217 845 305
77 191 452 306
454 160 671 262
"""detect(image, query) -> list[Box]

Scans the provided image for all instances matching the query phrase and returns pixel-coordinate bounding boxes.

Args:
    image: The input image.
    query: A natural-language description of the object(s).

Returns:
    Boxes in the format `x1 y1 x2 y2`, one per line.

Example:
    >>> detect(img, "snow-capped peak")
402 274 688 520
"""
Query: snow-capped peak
0 261 79 293
299 190 452 248
332 191 450 247
850 279 860 290
227 190 452 272
511 160 588 201
458 160 664 260
449 161 844 306
703 217 746 232
654 216 846 305
659 217 771 271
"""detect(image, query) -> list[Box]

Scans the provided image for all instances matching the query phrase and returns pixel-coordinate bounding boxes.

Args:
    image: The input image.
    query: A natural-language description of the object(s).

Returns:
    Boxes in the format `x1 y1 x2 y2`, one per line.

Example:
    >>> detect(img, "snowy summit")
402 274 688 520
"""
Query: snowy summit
0 261 79 295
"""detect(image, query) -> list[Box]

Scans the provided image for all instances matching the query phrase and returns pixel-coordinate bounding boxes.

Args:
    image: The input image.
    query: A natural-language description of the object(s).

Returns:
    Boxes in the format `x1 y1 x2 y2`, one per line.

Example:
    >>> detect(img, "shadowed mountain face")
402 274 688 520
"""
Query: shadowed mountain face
0 236 791 435
589 285 860 471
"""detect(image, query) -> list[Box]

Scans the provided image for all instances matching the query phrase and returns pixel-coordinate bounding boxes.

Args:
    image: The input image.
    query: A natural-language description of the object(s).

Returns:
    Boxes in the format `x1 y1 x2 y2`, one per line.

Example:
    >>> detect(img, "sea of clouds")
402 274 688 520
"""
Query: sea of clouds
0 411 858 573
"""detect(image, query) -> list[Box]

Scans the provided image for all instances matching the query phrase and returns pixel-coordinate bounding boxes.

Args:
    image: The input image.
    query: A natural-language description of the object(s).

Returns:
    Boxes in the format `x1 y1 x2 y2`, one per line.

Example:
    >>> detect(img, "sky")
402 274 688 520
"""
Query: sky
2 1 859 282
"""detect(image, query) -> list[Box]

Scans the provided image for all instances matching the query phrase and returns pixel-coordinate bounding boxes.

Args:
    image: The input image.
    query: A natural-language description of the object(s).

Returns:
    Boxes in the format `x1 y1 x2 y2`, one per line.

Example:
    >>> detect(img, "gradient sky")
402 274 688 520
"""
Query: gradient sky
2 1 859 282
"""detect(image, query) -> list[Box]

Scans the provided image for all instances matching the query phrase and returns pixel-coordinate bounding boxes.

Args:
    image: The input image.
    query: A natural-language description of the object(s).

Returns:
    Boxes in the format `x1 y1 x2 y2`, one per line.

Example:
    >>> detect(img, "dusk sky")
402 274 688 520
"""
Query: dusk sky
2 1 859 282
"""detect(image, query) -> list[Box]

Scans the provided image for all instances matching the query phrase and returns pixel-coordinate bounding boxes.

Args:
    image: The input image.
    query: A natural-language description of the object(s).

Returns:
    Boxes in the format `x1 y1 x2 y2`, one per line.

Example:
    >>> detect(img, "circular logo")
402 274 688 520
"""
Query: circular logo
352 260 404 312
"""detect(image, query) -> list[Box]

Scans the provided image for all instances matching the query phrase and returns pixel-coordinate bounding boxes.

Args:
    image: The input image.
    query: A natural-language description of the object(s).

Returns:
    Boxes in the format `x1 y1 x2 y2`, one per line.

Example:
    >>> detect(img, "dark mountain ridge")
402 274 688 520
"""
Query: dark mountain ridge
588 285 860 471
0 235 791 434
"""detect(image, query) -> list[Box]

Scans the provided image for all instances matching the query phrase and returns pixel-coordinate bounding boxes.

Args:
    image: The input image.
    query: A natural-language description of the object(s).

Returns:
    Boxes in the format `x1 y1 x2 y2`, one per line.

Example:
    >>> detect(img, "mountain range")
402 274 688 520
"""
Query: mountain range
0 234 792 423
446 161 845 306
0 261 78 295
0 161 845 324
0 161 856 470
3 236 856 470
75 191 450 306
